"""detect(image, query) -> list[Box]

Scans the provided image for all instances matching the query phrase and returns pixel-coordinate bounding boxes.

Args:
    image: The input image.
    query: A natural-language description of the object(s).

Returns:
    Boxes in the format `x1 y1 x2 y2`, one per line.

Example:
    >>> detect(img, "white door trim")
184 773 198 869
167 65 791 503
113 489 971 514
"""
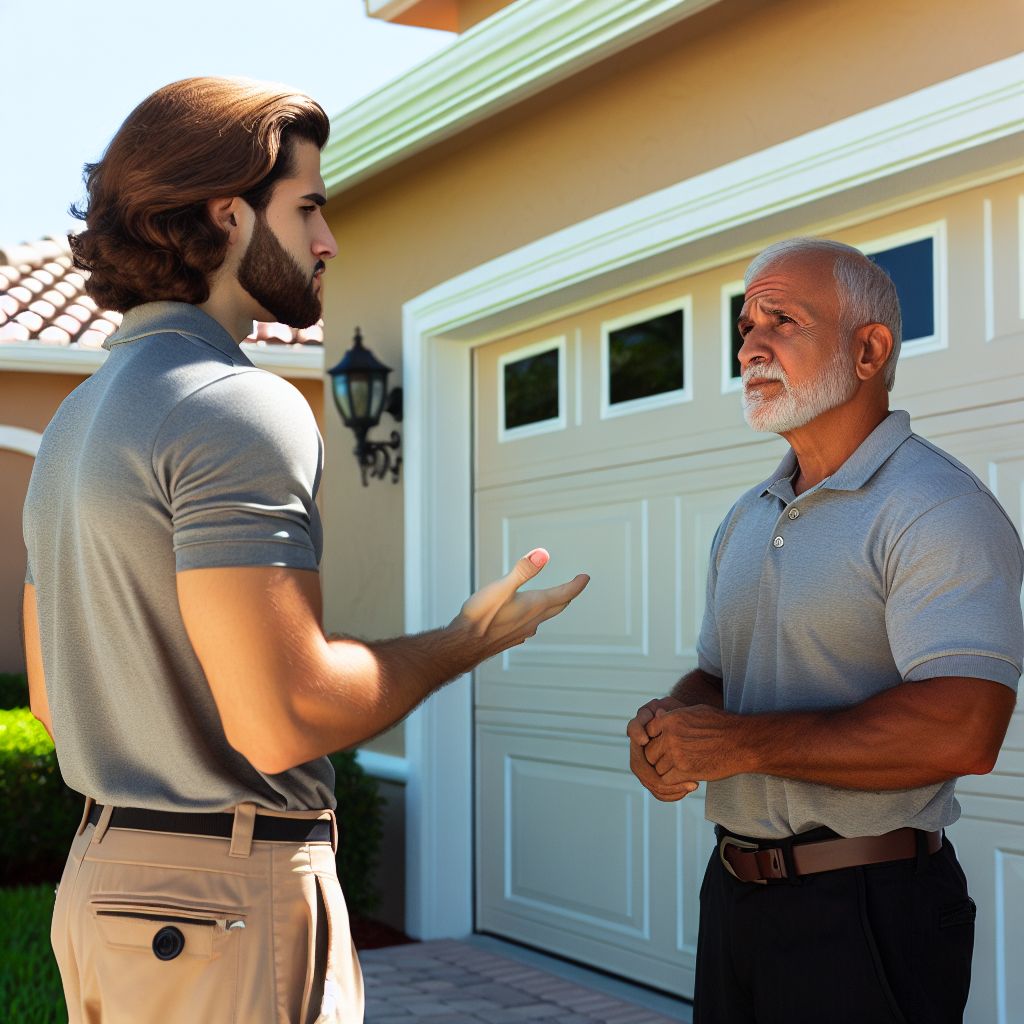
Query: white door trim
400 53 1024 939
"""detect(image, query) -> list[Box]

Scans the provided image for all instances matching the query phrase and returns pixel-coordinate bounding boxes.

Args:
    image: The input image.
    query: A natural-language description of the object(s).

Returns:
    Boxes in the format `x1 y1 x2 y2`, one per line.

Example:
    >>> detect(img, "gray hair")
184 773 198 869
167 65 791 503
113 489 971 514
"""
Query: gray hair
744 237 902 391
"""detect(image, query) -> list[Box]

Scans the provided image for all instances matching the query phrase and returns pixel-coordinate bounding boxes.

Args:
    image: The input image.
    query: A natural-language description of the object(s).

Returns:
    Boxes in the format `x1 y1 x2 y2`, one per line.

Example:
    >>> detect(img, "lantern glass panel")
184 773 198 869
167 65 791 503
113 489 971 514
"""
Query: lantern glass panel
333 377 352 422
350 375 370 420
370 376 386 422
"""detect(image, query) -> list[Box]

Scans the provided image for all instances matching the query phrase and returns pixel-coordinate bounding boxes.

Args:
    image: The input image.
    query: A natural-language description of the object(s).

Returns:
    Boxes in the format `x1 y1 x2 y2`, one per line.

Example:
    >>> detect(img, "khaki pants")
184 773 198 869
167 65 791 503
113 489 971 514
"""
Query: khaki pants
51 800 364 1023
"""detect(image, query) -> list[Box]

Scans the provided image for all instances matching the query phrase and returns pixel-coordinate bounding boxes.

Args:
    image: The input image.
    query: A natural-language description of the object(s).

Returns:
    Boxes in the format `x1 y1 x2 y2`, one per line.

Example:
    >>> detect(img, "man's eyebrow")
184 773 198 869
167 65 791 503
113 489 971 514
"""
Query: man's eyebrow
302 193 327 206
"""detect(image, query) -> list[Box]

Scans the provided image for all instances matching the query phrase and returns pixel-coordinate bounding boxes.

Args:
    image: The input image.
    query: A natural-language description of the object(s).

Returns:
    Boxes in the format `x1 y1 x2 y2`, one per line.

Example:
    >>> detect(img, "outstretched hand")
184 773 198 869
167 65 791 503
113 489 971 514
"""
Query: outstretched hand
453 548 589 660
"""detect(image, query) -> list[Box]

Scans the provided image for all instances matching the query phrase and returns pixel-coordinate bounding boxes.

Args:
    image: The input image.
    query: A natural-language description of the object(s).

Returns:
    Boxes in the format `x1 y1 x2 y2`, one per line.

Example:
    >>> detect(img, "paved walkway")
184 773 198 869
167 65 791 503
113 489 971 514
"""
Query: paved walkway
361 939 690 1024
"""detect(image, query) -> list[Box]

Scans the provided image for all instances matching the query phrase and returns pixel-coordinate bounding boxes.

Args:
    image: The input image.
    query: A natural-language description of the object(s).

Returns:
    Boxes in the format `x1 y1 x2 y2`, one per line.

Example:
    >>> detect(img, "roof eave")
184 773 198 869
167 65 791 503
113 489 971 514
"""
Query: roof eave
323 0 725 197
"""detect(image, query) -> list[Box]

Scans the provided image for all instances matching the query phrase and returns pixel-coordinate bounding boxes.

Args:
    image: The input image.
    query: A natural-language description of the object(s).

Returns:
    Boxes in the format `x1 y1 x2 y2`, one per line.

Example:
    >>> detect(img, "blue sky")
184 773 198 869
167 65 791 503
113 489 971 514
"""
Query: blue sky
0 0 452 246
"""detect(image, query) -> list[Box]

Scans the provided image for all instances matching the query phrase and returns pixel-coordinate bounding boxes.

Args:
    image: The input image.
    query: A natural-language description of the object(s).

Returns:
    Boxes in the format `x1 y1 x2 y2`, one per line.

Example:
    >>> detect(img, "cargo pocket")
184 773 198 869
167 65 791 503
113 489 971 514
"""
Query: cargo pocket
87 898 245 1024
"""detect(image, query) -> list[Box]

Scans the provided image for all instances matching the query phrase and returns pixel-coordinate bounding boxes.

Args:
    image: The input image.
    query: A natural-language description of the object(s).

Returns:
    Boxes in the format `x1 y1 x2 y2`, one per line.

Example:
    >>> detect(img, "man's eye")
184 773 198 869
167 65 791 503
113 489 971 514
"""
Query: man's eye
301 205 317 213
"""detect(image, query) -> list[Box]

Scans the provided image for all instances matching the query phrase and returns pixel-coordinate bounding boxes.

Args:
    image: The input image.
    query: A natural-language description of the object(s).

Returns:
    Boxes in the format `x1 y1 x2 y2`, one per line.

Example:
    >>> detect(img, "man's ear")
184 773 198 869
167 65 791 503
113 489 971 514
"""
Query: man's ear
853 323 894 382
207 197 244 239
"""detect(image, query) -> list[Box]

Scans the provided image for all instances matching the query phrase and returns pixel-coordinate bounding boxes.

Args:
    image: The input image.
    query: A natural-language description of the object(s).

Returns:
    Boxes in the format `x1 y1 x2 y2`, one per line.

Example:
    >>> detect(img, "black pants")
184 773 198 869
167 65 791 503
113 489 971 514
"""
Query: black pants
693 831 975 1024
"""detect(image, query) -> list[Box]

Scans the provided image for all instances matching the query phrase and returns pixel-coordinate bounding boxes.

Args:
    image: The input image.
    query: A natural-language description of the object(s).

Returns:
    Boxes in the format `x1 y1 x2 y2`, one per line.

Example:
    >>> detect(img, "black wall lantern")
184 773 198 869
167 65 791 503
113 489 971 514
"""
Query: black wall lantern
328 327 403 486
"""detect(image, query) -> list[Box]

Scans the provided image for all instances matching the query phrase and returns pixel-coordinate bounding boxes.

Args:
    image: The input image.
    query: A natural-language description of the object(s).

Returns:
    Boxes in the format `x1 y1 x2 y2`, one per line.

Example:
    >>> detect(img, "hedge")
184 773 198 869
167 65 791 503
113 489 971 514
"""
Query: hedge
0 708 383 916
0 884 66 1024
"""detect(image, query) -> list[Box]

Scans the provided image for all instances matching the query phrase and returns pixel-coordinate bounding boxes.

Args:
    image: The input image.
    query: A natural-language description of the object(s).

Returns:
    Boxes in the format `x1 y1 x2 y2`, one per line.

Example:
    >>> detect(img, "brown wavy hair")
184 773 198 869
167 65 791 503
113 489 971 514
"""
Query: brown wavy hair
69 77 330 312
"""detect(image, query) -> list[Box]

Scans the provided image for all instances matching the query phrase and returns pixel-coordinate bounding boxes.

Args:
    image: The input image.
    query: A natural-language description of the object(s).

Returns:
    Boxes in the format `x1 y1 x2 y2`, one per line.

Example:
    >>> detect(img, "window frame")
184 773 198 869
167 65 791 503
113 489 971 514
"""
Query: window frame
720 279 746 395
599 295 693 420
497 335 567 443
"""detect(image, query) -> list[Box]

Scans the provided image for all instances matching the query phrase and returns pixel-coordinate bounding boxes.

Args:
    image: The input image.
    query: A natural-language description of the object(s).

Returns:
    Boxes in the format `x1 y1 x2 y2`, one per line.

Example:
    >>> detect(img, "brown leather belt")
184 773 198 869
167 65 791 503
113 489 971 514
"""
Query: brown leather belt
718 827 942 883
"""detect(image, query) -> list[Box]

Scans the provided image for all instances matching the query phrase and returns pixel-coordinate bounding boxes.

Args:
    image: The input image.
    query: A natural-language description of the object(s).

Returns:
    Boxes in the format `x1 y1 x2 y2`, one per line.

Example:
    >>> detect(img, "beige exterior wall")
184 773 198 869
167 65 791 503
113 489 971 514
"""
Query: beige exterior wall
320 0 1024 758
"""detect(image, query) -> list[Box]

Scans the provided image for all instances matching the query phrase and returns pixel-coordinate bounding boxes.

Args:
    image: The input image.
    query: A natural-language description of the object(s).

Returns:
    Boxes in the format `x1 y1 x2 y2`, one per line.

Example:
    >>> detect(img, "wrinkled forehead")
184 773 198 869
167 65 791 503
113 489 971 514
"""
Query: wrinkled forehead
742 253 840 316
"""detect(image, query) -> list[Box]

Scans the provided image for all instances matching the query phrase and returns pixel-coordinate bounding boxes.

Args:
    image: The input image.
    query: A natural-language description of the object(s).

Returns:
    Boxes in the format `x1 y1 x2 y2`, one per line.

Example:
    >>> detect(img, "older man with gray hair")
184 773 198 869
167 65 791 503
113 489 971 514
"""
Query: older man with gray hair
627 237 1022 1023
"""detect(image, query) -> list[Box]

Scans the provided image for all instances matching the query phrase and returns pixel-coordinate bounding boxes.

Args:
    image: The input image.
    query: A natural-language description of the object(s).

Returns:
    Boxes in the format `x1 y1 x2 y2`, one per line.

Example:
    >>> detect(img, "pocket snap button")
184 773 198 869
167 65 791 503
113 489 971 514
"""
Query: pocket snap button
152 925 185 961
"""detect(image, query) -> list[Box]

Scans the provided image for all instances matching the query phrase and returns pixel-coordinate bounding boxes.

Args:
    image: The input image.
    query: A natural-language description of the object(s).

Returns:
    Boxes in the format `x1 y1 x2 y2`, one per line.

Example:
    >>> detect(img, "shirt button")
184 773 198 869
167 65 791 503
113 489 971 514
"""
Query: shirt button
773 536 784 548
788 508 800 520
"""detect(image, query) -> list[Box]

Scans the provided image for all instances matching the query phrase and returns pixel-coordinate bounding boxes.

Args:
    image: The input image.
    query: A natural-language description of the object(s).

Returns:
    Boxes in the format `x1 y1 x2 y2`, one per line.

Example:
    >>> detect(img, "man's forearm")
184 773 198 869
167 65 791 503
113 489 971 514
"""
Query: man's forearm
670 669 724 709
291 623 489 755
646 676 1015 791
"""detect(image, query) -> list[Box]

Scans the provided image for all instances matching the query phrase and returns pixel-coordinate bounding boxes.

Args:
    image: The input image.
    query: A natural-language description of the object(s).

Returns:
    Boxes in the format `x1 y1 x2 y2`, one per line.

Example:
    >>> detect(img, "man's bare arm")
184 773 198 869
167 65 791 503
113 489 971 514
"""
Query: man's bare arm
22 584 53 741
643 675 1016 790
177 551 588 774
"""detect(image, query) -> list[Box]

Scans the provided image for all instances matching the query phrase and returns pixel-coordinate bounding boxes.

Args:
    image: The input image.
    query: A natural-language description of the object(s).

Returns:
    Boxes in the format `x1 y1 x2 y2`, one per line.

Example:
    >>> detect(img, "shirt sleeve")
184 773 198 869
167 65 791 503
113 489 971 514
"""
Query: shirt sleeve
886 490 1024 690
696 517 727 678
153 370 323 573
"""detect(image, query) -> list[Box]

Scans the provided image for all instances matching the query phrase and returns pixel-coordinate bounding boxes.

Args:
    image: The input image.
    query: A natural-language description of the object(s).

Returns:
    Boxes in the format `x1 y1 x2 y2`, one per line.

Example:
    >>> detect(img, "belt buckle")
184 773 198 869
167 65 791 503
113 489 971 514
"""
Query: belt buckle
718 834 767 885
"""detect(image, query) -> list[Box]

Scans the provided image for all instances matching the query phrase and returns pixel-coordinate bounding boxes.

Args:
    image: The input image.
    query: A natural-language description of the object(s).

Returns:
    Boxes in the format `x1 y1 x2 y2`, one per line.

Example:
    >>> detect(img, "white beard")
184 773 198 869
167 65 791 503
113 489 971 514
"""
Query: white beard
742 345 858 434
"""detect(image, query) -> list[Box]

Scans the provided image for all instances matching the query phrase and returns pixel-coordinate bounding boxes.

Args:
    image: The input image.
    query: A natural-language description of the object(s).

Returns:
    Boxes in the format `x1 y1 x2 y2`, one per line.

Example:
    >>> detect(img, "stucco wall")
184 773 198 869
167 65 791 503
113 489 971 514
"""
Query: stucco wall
320 0 1024 758
0 451 34 672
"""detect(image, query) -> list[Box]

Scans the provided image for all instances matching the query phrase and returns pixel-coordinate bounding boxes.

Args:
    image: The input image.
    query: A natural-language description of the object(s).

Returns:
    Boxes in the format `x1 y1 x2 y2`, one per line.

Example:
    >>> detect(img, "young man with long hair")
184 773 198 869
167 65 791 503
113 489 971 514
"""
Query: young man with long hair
23 77 588 1024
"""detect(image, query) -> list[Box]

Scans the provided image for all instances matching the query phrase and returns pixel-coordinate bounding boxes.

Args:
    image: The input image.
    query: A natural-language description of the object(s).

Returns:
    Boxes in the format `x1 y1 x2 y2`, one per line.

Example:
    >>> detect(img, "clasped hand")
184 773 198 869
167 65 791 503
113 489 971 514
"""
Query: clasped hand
626 699 737 802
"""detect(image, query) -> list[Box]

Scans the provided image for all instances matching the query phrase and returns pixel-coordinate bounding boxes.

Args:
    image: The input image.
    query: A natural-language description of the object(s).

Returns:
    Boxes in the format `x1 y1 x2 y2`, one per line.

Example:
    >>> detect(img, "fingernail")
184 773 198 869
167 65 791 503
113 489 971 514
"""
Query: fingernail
528 549 548 567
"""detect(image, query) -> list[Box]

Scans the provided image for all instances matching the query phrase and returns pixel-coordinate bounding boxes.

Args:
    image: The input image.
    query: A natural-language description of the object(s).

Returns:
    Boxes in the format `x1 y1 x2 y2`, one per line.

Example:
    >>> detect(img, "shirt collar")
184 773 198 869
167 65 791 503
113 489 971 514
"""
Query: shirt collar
758 410 913 500
103 301 251 365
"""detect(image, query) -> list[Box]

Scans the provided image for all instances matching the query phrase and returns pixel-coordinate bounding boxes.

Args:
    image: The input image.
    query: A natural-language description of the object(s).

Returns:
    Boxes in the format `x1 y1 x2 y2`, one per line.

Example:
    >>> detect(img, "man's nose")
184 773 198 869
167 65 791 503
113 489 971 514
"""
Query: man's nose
737 327 770 372
315 225 338 262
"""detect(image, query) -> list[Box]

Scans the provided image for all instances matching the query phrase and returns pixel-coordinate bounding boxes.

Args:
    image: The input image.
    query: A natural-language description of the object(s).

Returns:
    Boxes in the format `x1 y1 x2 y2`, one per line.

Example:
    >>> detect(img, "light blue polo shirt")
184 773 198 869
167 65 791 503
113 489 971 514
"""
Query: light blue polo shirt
697 410 1023 840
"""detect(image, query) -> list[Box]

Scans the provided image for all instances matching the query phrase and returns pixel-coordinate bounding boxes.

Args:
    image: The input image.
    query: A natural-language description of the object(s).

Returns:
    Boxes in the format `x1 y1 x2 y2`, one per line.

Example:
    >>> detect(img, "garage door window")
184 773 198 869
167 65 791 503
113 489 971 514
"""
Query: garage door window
861 222 945 355
601 297 693 419
499 337 566 441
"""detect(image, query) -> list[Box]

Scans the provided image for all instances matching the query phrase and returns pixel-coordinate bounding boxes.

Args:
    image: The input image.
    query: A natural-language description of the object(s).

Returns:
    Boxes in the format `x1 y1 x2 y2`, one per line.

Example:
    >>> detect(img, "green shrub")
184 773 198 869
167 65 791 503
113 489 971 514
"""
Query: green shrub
330 751 384 918
0 671 29 709
0 709 82 884
0 884 67 1024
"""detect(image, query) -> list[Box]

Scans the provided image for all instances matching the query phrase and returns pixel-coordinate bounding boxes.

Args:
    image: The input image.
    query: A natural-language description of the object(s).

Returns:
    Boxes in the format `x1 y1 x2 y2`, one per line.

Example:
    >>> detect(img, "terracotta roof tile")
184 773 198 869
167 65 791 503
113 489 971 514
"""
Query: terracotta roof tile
0 235 325 357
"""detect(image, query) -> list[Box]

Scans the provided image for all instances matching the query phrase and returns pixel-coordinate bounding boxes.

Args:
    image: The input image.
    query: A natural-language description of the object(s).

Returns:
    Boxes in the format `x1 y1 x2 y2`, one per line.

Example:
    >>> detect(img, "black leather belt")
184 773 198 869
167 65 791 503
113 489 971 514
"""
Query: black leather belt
87 805 332 844
717 826 942 883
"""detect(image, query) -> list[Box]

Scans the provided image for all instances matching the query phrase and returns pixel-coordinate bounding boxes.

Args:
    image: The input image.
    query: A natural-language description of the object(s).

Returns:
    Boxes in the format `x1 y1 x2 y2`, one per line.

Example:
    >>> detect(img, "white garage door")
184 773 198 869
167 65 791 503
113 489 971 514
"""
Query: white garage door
472 173 1024 1017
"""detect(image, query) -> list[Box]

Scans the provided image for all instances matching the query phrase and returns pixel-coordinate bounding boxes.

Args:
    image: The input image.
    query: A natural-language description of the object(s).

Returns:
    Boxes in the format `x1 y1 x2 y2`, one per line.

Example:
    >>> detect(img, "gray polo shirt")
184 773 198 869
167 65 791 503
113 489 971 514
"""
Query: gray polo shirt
23 301 335 812
697 410 1023 840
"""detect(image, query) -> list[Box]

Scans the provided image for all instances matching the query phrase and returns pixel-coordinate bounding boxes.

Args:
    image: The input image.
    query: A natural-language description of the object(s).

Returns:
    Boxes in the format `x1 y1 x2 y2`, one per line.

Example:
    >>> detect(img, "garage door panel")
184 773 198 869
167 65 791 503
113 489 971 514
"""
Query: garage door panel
477 727 651 942
499 500 649 656
947 811 1024 1024
476 671 693 720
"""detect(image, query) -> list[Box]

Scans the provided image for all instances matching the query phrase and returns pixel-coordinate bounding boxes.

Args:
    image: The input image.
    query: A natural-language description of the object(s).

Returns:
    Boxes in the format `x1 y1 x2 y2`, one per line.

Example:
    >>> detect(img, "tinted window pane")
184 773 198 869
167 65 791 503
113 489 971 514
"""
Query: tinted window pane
868 237 934 341
608 309 684 406
729 292 744 380
503 347 560 430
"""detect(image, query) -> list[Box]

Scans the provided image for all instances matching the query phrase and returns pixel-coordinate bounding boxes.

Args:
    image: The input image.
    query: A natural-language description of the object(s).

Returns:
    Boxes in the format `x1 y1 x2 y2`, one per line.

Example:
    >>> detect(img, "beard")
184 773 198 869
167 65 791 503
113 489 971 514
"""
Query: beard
237 214 323 329
742 344 858 434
